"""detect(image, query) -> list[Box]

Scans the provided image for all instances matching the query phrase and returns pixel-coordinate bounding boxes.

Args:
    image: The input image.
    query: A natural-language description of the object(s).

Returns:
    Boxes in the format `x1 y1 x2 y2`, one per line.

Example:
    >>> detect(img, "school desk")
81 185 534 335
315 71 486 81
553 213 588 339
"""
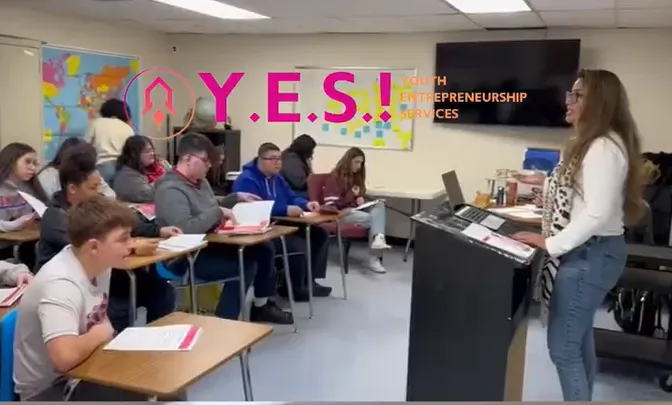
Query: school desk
206 225 299 331
0 225 40 262
272 214 347 318
68 311 273 401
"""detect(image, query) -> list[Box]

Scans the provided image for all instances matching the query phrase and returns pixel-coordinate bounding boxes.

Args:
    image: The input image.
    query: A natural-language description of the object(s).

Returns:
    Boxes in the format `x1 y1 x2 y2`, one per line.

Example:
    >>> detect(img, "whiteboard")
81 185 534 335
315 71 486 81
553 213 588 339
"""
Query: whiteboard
293 66 417 151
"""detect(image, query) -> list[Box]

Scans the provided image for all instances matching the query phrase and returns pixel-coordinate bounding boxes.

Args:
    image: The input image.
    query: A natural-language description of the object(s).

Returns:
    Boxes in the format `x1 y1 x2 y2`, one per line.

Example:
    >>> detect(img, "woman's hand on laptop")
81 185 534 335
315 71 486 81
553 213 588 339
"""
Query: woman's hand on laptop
236 192 261 202
220 207 238 224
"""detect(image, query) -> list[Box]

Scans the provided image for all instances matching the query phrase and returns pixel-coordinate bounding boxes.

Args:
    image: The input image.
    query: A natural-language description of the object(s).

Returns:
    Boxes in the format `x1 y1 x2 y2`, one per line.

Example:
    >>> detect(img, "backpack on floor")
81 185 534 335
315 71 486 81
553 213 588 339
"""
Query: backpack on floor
610 289 665 337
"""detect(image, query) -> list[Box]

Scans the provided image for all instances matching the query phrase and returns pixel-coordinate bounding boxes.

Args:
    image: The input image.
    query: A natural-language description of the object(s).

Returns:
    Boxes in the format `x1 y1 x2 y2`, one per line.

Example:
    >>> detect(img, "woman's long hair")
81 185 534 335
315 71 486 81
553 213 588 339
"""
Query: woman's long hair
207 145 226 187
560 69 644 225
285 134 316 162
0 142 48 201
116 136 153 172
41 137 85 172
332 147 366 192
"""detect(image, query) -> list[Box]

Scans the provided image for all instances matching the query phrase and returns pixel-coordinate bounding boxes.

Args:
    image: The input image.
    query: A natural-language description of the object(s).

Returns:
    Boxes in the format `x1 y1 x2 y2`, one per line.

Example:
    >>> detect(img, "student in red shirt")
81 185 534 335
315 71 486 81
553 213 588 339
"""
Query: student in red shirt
323 147 390 273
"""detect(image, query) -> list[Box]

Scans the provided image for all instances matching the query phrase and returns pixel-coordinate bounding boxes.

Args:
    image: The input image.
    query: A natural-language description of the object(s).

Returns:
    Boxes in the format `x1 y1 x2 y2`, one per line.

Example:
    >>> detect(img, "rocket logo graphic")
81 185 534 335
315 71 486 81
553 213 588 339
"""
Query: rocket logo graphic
142 77 176 130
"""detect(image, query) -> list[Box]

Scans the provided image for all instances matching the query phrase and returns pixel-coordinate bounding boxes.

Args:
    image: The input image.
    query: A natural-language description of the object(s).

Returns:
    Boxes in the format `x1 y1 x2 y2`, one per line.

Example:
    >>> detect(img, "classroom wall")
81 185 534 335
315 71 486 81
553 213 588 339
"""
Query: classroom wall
0 4 171 155
167 29 672 237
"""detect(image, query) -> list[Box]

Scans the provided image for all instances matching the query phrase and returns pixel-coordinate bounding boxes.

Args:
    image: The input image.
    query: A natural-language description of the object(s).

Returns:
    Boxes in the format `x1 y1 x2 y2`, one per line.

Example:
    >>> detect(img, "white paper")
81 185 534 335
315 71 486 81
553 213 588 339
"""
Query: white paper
461 223 534 260
353 199 380 211
158 234 206 252
509 211 542 219
0 285 25 307
18 191 47 217
232 201 274 226
104 324 201 351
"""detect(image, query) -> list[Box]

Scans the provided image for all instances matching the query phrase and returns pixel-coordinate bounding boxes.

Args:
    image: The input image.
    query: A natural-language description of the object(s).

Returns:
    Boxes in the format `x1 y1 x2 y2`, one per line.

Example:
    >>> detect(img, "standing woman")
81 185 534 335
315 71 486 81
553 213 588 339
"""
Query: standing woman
37 137 115 199
281 134 316 199
0 143 48 267
113 135 166 203
85 98 135 184
513 69 644 401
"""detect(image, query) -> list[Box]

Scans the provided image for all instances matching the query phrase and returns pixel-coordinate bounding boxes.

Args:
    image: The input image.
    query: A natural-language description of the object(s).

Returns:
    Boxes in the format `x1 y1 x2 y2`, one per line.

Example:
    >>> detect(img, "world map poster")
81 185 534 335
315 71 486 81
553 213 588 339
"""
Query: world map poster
41 46 140 160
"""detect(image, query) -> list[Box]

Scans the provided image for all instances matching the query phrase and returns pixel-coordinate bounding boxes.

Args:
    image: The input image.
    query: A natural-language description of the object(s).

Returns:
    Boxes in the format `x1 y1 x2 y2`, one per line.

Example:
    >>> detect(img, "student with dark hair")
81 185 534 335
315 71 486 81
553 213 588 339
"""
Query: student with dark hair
37 137 115 199
36 142 179 333
154 133 293 323
0 142 48 268
15 197 150 401
207 145 228 195
85 98 134 184
233 142 332 298
113 135 167 203
281 134 316 199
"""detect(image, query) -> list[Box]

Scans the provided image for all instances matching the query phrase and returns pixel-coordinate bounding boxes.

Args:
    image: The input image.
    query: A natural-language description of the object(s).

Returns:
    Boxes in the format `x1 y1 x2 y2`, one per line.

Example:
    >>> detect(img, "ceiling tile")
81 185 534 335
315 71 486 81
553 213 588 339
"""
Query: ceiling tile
467 11 545 28
220 0 457 19
618 8 672 26
540 10 616 27
617 0 672 9
528 0 616 11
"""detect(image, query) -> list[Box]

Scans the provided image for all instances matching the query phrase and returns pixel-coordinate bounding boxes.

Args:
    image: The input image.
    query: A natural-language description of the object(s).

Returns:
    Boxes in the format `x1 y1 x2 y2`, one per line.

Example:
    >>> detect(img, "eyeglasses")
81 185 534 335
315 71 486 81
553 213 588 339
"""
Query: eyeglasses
141 149 155 156
565 91 584 104
260 156 281 162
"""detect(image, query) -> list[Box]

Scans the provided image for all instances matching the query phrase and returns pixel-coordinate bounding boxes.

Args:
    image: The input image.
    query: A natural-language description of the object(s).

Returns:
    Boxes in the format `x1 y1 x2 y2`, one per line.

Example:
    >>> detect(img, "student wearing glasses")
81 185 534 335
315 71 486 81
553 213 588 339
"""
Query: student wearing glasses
154 133 293 324
233 143 332 300
113 135 168 203
512 69 644 401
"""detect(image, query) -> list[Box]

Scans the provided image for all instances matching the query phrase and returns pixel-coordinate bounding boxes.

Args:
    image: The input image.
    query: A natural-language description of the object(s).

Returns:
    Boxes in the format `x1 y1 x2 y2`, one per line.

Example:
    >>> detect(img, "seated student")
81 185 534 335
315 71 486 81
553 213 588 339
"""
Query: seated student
281 134 316 199
14 197 147 401
36 143 179 332
85 98 135 184
233 142 332 298
113 135 166 203
37 137 115 200
0 143 48 269
154 133 292 323
207 145 229 195
324 147 390 273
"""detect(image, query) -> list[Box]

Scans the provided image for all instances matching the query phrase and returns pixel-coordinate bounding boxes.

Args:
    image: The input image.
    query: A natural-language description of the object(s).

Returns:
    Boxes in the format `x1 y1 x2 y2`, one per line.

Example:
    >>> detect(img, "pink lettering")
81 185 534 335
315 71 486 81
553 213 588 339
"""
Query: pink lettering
198 72 244 122
267 73 300 123
323 72 356 124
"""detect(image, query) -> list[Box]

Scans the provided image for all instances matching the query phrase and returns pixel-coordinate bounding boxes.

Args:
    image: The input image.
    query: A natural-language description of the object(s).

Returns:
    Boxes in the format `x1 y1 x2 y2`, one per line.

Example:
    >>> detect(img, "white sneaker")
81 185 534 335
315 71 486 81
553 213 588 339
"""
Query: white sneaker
371 234 391 250
368 256 387 273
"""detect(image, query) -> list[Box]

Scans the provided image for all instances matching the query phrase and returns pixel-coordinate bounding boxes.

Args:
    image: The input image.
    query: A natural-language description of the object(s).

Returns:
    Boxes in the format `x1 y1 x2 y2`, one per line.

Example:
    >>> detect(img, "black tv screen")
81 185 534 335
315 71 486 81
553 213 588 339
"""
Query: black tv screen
433 39 581 127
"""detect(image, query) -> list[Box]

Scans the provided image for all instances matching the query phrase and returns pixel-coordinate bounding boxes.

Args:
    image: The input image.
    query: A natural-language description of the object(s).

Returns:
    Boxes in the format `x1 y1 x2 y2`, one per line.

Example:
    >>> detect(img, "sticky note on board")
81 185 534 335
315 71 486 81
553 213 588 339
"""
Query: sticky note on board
340 127 348 135
392 124 400 132
376 130 384 138
373 139 386 147
321 123 330 132
327 100 341 113
363 126 371 133
354 131 362 139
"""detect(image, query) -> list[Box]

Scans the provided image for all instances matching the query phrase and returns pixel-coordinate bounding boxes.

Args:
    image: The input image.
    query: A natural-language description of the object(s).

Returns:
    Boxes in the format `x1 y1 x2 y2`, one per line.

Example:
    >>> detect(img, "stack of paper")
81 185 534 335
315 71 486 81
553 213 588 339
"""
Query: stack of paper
461 223 535 260
218 200 274 235
18 191 47 217
104 324 202 351
0 285 26 307
158 234 206 252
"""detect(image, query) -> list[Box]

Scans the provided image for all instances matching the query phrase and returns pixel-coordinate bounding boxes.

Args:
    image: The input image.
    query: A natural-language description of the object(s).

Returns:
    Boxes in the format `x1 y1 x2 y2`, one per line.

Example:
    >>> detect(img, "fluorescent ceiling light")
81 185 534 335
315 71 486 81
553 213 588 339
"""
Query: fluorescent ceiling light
151 0 270 20
445 0 531 14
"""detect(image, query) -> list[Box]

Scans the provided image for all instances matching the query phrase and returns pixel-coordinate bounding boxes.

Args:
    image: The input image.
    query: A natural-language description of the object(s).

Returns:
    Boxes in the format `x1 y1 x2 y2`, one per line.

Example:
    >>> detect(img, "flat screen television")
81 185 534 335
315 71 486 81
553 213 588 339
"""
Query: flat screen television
433 39 581 127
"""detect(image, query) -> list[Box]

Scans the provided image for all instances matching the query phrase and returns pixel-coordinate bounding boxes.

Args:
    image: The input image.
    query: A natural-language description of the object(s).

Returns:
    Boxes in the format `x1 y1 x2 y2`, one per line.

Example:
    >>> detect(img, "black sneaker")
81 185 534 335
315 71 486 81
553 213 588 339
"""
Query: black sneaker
312 281 332 297
250 301 294 324
278 286 311 302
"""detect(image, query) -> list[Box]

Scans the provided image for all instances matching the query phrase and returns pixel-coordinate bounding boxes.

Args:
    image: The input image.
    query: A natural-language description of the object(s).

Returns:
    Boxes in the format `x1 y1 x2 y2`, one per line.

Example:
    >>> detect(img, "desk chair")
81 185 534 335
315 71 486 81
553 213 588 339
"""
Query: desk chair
308 174 382 274
0 309 17 401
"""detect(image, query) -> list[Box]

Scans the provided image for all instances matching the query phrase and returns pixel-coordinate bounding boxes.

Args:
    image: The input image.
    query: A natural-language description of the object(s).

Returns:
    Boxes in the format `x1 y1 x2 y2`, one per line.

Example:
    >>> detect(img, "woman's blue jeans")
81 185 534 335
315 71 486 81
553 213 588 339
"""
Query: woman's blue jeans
547 235 626 401
97 160 117 185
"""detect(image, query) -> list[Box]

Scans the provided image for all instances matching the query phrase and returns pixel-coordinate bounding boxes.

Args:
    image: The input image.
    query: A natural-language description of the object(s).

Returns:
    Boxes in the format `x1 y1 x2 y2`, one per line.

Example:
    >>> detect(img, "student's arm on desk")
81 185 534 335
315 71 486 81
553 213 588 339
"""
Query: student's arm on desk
40 208 70 247
155 187 221 234
40 280 111 372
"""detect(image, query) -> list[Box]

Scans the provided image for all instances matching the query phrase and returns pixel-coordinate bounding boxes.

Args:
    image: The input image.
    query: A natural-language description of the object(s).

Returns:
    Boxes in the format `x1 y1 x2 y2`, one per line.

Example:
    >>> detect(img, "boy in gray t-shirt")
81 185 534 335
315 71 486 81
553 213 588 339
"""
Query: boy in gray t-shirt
13 196 138 401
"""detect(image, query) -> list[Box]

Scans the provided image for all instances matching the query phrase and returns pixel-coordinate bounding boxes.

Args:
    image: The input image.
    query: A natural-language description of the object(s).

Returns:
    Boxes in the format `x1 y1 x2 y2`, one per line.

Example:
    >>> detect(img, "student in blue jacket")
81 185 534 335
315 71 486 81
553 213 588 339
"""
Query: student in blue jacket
233 142 332 299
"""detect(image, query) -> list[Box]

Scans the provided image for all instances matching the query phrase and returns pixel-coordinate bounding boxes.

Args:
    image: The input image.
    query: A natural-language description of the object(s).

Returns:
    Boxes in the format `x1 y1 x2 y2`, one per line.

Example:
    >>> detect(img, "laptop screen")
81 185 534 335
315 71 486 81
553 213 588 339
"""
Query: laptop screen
442 171 466 208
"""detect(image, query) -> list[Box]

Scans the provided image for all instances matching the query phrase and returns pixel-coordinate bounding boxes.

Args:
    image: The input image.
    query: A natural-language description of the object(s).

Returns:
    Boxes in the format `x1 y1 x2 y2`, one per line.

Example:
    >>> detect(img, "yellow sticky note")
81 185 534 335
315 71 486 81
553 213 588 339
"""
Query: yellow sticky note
129 59 140 73
392 125 400 132
400 139 410 150
327 100 341 114
372 139 386 147
43 129 53 142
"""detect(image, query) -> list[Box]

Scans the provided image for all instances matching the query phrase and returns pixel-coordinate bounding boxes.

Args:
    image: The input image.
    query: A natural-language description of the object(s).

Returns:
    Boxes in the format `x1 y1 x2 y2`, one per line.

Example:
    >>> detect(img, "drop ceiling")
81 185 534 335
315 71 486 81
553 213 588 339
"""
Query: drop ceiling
5 0 672 34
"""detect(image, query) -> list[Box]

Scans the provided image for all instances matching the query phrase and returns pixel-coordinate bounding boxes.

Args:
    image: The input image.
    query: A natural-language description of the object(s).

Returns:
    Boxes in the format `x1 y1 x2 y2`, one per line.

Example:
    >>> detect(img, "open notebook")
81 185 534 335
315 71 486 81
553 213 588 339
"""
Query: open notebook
218 200 274 235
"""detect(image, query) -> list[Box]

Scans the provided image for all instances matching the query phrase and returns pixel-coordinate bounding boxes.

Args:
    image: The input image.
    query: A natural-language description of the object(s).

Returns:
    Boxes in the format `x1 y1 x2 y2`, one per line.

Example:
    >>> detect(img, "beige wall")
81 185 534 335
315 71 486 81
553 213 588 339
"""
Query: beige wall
0 4 171 155
167 29 672 236
1 4 671 237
